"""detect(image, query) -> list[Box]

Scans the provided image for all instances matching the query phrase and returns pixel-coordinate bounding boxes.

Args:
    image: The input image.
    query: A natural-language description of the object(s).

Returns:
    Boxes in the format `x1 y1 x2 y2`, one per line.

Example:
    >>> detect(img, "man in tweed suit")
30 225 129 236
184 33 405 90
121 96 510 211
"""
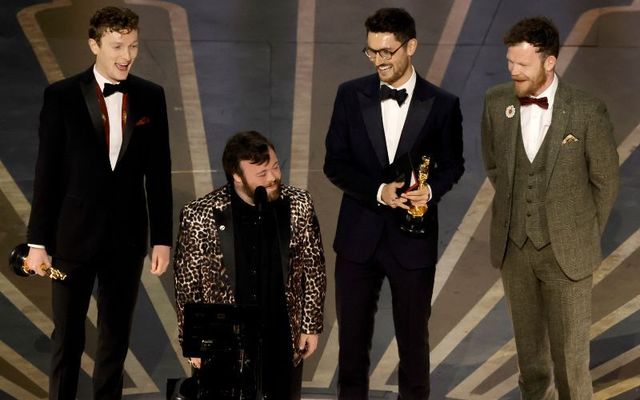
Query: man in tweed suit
481 17 619 399
174 131 326 399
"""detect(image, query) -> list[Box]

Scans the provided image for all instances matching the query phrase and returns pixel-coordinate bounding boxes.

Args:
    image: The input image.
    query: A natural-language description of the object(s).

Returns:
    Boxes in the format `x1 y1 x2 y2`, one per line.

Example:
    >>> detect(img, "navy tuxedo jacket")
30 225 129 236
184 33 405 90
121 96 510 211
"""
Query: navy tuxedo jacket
27 67 173 266
324 73 464 269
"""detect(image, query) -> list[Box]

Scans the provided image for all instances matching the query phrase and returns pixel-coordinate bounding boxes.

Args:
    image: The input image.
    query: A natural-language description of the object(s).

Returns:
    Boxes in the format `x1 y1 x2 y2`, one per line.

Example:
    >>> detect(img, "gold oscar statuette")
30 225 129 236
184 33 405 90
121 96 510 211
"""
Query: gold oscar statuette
9 243 68 281
401 156 430 235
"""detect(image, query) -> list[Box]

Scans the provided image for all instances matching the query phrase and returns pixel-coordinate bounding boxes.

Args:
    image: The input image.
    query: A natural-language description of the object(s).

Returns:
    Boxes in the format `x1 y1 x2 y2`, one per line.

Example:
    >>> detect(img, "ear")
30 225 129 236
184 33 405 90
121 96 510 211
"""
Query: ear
232 172 243 184
88 38 100 56
406 38 418 57
544 55 557 72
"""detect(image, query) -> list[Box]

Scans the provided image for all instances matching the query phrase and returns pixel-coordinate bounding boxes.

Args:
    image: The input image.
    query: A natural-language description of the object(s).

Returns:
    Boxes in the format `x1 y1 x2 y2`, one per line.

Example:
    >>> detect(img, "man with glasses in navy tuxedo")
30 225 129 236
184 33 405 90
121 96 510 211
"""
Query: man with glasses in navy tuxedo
324 7 464 399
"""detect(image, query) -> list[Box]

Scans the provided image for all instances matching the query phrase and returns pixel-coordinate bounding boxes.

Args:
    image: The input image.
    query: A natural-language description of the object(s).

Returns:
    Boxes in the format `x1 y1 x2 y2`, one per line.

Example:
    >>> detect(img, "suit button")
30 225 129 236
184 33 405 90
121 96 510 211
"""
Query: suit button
526 213 531 217
526 199 532 203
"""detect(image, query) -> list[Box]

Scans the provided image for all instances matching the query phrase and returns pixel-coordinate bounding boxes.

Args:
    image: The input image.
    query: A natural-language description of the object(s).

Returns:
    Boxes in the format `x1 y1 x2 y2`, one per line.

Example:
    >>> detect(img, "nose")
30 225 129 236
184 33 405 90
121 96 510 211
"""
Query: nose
266 170 277 183
374 53 385 66
509 63 518 76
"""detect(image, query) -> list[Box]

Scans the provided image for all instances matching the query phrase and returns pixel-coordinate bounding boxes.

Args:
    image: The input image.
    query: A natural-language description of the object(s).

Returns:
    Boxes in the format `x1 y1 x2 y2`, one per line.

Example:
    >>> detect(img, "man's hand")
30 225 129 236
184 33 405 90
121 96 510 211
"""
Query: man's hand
381 181 409 209
26 247 51 277
150 245 171 276
401 184 431 208
298 334 319 360
187 357 201 369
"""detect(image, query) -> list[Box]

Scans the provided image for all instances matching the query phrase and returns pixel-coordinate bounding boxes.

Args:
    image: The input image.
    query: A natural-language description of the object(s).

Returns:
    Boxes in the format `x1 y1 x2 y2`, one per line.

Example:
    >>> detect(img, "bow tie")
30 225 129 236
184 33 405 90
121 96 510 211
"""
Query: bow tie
103 81 129 97
518 96 548 109
380 85 408 106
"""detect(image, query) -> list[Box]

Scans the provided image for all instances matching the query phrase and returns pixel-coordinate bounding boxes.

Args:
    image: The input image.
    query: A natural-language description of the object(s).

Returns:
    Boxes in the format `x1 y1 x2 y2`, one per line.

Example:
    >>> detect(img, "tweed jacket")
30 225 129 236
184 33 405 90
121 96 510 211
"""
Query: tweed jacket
174 184 326 353
481 79 619 280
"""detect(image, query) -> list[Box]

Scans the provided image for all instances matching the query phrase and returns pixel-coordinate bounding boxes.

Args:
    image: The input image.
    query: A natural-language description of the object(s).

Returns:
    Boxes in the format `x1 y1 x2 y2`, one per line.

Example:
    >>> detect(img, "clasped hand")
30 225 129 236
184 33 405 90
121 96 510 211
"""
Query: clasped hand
381 181 429 209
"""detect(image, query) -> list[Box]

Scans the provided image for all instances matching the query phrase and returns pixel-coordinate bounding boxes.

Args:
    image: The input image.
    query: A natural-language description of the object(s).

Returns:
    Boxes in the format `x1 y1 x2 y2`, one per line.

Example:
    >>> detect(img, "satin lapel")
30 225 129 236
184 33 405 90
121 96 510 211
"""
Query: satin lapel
504 97 520 186
79 74 107 151
214 206 236 295
117 80 135 165
358 83 388 167
275 198 291 284
544 82 571 189
394 81 434 161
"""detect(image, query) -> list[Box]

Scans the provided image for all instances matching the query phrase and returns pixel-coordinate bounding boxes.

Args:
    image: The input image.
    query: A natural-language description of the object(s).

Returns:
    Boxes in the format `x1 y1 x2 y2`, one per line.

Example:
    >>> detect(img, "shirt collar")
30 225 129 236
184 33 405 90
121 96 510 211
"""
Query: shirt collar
381 65 416 97
93 66 121 92
532 72 558 108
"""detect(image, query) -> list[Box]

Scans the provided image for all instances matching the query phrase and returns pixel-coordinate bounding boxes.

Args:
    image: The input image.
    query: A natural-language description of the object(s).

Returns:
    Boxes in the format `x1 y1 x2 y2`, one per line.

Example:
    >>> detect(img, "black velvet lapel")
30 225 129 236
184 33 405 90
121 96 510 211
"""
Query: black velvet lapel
117 78 135 166
79 69 107 152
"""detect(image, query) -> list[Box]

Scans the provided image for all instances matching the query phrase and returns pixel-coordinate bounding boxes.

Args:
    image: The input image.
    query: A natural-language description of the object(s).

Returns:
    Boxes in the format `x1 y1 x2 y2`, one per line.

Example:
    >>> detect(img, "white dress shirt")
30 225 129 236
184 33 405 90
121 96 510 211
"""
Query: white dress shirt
376 67 421 204
381 67 416 163
94 66 124 170
520 73 558 162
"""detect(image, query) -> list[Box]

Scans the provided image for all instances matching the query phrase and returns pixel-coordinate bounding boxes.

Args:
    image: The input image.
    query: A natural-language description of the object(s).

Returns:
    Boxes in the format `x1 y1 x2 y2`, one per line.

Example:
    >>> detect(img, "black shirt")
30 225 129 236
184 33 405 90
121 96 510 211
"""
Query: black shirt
230 189 295 398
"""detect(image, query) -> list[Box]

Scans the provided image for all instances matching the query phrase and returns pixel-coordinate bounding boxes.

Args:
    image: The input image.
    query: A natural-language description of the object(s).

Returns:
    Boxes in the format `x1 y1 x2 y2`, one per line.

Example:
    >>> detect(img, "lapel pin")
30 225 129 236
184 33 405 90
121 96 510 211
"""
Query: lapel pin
505 105 515 119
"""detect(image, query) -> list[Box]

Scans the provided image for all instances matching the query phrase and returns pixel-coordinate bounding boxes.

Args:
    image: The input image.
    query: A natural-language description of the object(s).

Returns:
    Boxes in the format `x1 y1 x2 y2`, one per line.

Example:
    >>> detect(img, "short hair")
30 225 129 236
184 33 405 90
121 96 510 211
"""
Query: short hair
222 131 276 183
365 8 416 43
89 7 139 44
503 17 559 58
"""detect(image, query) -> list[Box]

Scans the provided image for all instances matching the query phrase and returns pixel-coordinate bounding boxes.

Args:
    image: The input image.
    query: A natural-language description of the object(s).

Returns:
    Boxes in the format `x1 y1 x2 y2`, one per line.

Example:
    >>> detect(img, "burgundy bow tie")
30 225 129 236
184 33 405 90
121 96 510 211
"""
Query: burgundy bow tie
518 96 548 109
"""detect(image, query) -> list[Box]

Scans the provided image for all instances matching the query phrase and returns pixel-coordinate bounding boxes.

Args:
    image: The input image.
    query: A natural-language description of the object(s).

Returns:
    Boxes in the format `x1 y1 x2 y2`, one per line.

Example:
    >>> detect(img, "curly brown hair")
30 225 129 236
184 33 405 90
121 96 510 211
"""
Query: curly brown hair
503 17 559 58
88 6 139 45
222 131 276 182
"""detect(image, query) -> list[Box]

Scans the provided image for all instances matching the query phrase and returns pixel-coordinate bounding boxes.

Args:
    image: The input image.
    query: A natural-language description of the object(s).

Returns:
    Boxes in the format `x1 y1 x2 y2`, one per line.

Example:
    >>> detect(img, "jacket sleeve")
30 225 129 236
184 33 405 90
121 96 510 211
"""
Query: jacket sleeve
145 86 173 247
481 92 498 188
323 84 383 208
298 192 327 334
585 100 619 233
427 96 465 204
173 205 205 344
27 85 65 246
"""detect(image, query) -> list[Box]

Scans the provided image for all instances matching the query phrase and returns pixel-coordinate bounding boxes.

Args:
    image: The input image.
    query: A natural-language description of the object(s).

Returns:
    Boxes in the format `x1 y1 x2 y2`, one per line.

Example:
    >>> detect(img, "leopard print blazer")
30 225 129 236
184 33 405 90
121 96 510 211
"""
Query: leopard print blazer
174 184 326 354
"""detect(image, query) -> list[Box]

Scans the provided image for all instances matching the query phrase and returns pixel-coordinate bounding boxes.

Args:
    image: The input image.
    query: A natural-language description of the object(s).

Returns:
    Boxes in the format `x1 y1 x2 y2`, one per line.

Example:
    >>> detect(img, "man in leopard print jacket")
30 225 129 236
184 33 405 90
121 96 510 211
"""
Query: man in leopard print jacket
173 131 326 399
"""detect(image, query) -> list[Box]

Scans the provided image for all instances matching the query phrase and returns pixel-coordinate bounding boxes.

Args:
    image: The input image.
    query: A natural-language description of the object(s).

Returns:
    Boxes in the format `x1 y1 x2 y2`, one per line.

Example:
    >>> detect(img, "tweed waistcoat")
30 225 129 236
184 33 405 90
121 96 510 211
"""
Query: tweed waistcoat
508 130 551 249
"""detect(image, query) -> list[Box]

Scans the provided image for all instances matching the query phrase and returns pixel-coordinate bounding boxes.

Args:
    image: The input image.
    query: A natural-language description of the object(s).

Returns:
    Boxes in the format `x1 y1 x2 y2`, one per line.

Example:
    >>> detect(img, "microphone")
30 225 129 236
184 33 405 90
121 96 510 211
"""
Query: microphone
253 186 268 214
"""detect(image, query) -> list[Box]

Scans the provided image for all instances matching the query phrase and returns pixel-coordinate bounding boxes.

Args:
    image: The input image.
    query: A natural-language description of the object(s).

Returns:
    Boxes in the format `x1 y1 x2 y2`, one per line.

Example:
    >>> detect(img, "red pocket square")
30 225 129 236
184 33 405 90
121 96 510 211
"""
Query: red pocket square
135 116 151 126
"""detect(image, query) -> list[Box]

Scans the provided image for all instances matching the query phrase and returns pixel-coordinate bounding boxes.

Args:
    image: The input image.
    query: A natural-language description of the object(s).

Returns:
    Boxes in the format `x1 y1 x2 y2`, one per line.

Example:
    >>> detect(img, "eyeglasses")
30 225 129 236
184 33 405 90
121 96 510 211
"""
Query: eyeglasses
362 39 410 61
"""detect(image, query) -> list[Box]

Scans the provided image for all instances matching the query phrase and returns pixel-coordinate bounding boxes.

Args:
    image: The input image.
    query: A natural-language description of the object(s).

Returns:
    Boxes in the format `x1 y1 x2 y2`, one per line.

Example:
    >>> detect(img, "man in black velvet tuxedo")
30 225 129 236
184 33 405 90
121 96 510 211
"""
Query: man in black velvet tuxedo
324 8 464 399
25 7 173 399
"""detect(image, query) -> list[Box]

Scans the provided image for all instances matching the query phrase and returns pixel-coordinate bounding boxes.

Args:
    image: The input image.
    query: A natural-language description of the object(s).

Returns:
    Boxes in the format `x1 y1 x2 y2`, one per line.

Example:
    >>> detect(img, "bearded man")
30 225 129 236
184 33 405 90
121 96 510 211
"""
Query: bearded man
481 17 619 399
174 131 326 399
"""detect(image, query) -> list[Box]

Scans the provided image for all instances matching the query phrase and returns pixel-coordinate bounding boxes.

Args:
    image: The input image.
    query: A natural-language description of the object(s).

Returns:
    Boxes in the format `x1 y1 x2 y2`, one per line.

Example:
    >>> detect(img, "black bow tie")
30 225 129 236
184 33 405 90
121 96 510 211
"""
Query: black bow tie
518 96 548 109
103 81 129 97
380 85 408 106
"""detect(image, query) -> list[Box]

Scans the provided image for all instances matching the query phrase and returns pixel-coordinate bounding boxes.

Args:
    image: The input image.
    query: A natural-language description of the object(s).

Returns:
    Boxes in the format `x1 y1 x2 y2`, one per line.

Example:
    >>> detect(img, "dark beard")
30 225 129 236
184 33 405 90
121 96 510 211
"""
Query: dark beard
249 182 281 203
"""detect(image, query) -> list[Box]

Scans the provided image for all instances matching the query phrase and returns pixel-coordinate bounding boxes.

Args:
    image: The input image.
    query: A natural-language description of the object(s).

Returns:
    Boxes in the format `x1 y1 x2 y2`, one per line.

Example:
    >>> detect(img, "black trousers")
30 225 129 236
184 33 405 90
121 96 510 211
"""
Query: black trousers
335 233 436 400
49 251 144 400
